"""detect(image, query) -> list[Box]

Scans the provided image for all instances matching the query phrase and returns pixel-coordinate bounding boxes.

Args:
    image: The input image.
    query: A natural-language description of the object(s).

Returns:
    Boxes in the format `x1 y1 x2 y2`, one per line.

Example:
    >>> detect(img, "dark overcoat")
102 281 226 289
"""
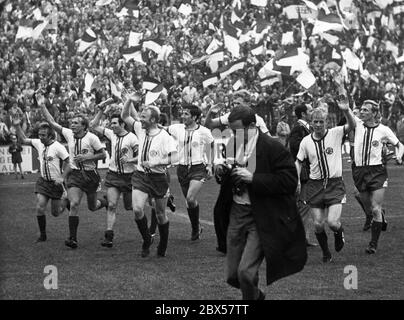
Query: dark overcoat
214 131 307 285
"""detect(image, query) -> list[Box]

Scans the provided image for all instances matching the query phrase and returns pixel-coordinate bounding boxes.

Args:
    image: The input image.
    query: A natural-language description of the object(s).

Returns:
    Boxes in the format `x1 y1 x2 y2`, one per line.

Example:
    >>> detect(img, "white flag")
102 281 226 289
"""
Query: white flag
84 73 95 93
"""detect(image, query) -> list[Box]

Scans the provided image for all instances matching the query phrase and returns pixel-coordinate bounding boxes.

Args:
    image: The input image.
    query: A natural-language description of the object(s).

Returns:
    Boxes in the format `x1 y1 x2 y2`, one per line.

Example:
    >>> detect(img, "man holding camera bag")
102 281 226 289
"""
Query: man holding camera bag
214 104 307 300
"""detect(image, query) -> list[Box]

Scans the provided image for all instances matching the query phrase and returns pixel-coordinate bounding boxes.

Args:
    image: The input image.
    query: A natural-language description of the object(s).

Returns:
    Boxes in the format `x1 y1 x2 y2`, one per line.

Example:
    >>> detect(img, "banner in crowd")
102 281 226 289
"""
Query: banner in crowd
0 145 33 174
0 145 110 174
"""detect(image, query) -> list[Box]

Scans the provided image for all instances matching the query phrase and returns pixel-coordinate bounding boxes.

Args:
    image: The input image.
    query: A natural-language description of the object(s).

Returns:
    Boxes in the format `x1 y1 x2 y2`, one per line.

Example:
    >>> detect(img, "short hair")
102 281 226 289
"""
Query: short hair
183 104 202 120
363 100 380 114
38 122 56 139
294 104 308 119
72 114 89 130
110 113 124 125
228 105 256 127
144 106 160 123
311 108 328 120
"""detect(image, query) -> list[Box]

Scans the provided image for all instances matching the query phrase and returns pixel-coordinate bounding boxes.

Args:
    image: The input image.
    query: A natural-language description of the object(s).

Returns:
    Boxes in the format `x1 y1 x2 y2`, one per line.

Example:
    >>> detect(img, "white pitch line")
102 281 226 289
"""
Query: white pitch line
168 209 214 226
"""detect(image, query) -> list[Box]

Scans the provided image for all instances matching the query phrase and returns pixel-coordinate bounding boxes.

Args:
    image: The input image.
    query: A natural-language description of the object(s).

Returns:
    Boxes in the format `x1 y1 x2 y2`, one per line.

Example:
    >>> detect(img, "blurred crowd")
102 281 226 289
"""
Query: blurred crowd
1 0 404 146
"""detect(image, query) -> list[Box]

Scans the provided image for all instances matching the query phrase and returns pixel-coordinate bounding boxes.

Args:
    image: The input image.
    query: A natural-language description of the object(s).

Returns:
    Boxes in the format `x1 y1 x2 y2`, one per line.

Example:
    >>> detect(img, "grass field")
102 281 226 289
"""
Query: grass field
1 161 404 300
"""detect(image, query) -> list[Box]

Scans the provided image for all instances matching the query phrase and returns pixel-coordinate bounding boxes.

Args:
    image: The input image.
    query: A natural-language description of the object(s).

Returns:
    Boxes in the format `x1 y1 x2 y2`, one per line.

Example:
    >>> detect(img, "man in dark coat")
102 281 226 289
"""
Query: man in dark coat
288 103 317 247
214 105 307 300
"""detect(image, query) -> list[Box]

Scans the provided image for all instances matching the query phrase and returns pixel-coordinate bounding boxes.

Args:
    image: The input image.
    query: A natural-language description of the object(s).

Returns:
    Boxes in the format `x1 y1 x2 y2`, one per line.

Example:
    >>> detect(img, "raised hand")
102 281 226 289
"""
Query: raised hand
336 95 350 111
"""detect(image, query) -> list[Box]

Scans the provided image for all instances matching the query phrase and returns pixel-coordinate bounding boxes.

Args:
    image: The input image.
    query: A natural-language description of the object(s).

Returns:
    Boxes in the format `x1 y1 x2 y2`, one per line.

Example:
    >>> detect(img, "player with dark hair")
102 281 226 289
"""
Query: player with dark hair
90 105 138 248
214 104 307 299
37 93 108 249
166 104 214 240
13 118 70 242
288 103 316 247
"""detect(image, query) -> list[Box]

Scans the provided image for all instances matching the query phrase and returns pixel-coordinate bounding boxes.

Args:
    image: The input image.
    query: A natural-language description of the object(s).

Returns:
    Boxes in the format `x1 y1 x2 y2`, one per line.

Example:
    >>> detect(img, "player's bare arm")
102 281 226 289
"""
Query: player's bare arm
36 92 63 134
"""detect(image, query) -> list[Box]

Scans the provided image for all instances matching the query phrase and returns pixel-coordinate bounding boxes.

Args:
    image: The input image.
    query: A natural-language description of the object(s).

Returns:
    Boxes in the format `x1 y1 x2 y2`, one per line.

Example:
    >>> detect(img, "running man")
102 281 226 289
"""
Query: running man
296 97 355 263
166 105 214 240
37 92 108 249
13 118 70 242
121 94 178 258
351 100 404 254
90 103 139 248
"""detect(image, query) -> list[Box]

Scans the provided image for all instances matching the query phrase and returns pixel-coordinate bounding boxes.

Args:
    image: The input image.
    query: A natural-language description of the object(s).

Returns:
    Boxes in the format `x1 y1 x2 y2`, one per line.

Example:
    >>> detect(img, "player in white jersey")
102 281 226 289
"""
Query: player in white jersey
167 105 214 240
13 119 70 242
90 106 139 248
296 98 355 263
121 94 178 258
352 100 404 254
37 93 107 249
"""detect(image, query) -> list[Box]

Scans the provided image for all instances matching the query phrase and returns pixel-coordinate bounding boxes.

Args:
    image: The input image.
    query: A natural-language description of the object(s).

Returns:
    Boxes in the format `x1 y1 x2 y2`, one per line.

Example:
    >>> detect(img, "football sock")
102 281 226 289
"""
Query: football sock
68 216 79 240
315 231 331 256
370 221 383 248
149 208 158 235
187 205 200 232
37 215 46 236
157 222 169 256
135 216 151 246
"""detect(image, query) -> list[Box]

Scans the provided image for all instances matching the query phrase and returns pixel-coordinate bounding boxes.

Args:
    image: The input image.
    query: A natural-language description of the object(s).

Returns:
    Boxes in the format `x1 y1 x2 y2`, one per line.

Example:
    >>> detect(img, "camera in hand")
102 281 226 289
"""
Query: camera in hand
230 163 248 196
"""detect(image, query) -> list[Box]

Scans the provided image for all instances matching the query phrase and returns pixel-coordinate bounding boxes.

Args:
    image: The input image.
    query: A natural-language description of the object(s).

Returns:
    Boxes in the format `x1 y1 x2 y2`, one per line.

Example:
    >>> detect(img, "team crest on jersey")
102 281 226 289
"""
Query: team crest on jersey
81 149 89 154
46 156 54 162
325 147 334 155
192 141 200 148
120 147 129 156
149 150 158 157
372 141 379 147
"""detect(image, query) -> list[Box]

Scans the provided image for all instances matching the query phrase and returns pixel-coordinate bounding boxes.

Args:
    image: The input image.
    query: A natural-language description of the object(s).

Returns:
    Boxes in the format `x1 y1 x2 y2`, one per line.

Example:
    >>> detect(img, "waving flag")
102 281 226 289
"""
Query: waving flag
145 84 164 105
142 39 164 54
312 11 344 34
78 28 97 52
219 58 246 79
121 45 146 64
250 0 267 7
202 73 220 88
142 77 160 91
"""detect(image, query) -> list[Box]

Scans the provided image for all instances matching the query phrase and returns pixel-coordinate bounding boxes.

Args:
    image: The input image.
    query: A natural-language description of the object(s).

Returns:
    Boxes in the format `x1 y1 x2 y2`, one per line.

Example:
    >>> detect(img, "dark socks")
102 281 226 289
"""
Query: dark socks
370 221 383 248
157 222 169 257
315 231 331 256
187 205 200 232
37 215 46 236
68 216 79 240
149 208 158 235
135 216 152 248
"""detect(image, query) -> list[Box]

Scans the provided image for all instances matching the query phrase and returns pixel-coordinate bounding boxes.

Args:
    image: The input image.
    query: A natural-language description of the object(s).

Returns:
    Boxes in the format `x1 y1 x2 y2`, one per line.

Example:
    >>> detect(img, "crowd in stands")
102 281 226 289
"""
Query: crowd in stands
1 0 404 146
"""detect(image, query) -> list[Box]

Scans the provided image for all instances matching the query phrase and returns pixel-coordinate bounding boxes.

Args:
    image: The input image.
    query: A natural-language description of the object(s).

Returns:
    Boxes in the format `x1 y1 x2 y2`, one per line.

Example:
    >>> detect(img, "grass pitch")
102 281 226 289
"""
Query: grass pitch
1 161 403 300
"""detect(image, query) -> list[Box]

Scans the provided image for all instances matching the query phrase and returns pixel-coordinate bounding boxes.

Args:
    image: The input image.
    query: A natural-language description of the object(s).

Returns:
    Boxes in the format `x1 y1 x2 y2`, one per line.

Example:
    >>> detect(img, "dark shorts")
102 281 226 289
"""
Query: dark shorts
177 164 207 188
35 177 64 200
306 177 346 209
66 170 100 194
12 153 22 164
104 170 132 193
352 165 388 192
131 170 169 199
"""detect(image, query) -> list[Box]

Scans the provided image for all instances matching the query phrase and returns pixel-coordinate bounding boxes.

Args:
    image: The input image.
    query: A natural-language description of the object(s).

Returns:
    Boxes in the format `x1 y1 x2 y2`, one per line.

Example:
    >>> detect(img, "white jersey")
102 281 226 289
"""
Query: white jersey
353 118 399 167
132 122 177 174
30 139 69 182
103 128 138 174
61 128 104 171
219 113 269 134
297 126 346 180
167 123 214 166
